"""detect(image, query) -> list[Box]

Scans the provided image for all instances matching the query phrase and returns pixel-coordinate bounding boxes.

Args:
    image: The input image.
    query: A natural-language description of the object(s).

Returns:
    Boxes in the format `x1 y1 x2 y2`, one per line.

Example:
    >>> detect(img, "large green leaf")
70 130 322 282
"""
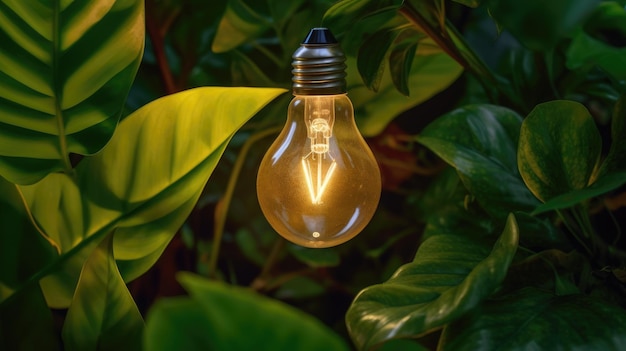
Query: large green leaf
346 214 519 350
600 93 626 175
518 100 602 202
439 287 626 350
417 105 539 220
0 0 144 184
350 38 463 137
144 272 350 351
12 87 286 308
567 2 626 81
0 177 59 349
62 234 143 351
211 0 270 53
487 0 599 50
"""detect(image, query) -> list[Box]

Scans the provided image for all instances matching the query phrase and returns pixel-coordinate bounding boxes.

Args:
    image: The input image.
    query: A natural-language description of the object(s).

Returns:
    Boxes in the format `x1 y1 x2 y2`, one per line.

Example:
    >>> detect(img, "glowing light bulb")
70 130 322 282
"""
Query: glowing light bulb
256 28 381 248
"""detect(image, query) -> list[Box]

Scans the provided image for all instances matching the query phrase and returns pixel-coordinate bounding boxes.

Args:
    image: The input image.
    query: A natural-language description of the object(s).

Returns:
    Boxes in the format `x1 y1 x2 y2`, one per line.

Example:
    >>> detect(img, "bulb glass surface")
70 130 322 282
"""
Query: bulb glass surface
257 94 381 248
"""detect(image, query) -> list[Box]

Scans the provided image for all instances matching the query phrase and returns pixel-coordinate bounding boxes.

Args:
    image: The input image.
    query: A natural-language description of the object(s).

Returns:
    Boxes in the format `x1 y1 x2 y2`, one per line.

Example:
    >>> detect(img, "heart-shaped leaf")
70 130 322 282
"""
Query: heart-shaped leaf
144 272 350 351
417 105 539 220
346 214 519 350
13 87 286 308
439 287 626 350
62 234 144 351
518 100 602 202
0 0 144 184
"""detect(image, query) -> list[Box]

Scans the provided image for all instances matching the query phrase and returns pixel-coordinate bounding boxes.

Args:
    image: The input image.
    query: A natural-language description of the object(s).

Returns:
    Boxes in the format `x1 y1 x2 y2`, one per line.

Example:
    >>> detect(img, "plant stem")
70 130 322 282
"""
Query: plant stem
145 7 179 94
207 127 282 278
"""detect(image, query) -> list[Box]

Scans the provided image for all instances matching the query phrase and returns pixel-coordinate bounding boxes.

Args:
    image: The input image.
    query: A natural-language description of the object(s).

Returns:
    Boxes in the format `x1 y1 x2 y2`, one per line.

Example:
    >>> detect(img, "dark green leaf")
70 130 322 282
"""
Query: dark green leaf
532 171 626 215
62 234 144 351
0 284 59 351
518 100 602 202
488 0 599 50
567 2 626 81
439 288 626 350
600 93 626 175
389 28 422 96
0 0 144 184
452 0 481 7
274 276 325 300
417 105 539 220
144 273 350 351
358 28 401 92
288 244 340 268
346 214 519 350
350 39 463 136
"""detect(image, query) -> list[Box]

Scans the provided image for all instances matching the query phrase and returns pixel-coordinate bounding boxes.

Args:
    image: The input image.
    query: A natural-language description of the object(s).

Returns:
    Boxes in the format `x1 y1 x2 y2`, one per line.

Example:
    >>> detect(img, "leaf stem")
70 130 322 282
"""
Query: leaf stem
208 127 282 278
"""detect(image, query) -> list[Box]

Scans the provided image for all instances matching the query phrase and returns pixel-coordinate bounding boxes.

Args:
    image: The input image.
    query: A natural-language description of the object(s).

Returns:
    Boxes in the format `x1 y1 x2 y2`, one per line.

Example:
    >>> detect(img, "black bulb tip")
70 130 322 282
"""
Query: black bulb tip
302 28 337 45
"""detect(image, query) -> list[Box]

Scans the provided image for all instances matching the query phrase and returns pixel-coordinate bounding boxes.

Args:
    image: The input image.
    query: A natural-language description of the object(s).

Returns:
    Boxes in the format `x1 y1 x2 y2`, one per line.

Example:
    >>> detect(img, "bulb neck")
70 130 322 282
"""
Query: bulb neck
292 28 346 95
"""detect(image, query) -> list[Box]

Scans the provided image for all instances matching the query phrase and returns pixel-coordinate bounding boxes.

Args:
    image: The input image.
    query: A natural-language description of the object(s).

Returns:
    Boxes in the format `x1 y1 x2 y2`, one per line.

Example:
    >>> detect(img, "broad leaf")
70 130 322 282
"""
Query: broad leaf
211 0 270 53
532 171 626 215
12 87 286 308
0 0 144 184
346 214 519 350
518 100 602 202
417 104 539 220
567 2 626 81
351 38 463 136
144 273 350 351
358 27 401 92
62 234 144 351
487 0 598 50
439 288 626 350
389 28 420 96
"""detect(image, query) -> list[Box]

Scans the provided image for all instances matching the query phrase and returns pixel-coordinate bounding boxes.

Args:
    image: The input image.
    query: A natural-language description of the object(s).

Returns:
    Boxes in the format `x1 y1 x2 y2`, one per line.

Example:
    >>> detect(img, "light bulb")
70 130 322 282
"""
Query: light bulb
256 28 381 248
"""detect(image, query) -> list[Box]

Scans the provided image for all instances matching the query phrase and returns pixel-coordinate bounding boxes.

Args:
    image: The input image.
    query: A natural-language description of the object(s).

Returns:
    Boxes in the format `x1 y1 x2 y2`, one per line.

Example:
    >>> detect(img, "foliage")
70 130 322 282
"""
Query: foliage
1 0 626 350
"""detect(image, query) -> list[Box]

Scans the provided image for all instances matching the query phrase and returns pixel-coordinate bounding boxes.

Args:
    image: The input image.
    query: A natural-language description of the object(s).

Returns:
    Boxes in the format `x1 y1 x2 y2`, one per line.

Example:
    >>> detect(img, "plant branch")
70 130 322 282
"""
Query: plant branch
208 127 282 278
145 7 179 94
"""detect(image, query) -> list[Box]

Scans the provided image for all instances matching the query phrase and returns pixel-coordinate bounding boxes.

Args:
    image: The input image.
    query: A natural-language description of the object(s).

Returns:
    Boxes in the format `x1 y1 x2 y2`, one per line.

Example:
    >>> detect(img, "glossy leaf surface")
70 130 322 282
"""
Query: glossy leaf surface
144 273 350 351
0 0 144 184
62 234 144 351
417 105 539 220
346 214 519 350
518 100 602 202
439 288 626 350
15 87 286 308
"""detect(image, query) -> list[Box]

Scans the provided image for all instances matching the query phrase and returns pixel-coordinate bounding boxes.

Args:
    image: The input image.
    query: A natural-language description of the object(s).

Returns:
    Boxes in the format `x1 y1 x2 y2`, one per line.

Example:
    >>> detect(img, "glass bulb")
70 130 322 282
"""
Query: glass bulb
257 94 381 248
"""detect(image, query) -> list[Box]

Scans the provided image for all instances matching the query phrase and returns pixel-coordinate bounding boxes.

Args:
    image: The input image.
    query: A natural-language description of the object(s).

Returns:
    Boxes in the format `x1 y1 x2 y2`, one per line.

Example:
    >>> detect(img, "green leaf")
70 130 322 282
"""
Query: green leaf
389 28 420 96
452 0 481 7
288 244 340 268
351 38 463 137
0 0 144 184
600 93 626 175
212 0 270 53
566 2 626 81
62 234 144 351
144 273 350 351
0 177 57 301
532 171 626 215
358 28 401 92
0 284 59 351
487 0 598 50
11 87 286 308
417 105 539 220
346 214 519 350
518 100 602 203
439 288 626 350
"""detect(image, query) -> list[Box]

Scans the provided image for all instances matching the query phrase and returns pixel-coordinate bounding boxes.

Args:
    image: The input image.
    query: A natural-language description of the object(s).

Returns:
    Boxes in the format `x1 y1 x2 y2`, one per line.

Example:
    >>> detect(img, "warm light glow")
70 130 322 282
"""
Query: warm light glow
257 94 381 248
